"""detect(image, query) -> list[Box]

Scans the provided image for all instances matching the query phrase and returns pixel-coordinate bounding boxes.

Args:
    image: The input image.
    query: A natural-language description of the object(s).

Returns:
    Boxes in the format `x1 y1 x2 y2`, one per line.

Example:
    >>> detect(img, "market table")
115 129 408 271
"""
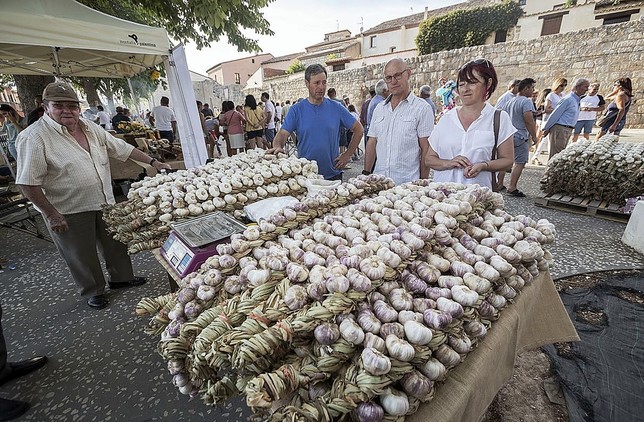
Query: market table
408 270 578 422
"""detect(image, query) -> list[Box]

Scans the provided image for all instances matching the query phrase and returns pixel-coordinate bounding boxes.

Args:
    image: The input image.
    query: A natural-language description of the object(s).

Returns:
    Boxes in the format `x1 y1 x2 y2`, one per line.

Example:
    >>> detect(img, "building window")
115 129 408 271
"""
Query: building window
603 14 632 25
214 75 217 83
389 47 396 53
518 0 526 5
494 30 507 43
370 36 376 48
234 73 240 84
598 9 639 25
541 15 563 36
252 58 255 63
332 64 346 72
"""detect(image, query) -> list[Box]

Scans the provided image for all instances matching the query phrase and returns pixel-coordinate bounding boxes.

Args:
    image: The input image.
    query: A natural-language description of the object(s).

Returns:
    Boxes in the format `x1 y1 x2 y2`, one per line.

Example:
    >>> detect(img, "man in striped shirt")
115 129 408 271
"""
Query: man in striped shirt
364 58 434 184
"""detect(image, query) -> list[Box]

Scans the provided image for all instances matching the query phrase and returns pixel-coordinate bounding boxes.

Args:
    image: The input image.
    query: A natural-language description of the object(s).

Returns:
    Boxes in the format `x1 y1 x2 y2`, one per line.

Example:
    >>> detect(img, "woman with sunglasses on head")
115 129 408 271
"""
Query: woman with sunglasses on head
0 104 25 160
595 78 633 140
425 59 515 190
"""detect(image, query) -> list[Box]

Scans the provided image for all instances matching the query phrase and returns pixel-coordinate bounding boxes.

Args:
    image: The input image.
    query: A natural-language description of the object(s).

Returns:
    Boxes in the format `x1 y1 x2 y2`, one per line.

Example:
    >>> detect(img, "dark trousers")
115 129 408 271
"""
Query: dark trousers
159 130 174 143
47 211 134 298
327 173 343 181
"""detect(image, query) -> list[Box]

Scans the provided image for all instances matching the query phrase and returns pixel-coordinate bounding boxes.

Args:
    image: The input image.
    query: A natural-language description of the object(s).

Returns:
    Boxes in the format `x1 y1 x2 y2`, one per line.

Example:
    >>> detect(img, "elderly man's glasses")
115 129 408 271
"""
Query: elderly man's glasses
51 103 80 111
384 70 409 83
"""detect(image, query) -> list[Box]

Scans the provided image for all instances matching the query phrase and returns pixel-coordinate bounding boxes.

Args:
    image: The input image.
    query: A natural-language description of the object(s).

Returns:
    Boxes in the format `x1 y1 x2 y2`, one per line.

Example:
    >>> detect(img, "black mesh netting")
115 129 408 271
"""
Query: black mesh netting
543 271 644 422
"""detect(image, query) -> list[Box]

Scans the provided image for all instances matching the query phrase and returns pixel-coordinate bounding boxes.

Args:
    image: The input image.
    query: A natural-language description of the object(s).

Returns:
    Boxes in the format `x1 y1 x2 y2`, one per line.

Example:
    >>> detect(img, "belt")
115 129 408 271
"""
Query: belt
555 124 574 129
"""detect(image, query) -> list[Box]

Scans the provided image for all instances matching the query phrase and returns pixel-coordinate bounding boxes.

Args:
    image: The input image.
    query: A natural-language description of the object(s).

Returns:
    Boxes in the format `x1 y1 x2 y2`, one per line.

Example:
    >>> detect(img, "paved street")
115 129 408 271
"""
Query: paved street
0 149 643 421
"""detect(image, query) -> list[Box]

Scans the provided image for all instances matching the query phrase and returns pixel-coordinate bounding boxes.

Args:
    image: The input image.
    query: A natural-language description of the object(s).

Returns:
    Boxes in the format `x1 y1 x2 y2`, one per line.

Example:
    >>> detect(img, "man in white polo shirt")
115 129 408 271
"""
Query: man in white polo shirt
364 58 434 184
151 96 177 143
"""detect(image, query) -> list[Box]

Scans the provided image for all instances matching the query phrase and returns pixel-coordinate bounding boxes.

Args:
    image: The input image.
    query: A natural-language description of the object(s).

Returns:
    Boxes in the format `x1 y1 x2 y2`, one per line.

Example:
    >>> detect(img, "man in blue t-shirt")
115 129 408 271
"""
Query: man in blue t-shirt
270 64 364 180
498 78 538 197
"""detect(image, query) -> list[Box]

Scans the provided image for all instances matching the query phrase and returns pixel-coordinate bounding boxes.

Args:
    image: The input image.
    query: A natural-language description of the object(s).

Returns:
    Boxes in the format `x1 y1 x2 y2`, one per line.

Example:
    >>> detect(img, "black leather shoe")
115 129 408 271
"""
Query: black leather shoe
87 295 108 309
0 398 30 421
108 276 147 289
0 356 48 387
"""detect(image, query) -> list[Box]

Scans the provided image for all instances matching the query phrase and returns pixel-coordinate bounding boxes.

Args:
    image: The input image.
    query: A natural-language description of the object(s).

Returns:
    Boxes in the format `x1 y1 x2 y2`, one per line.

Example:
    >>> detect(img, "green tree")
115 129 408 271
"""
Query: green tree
416 1 523 55
285 60 306 75
79 0 275 51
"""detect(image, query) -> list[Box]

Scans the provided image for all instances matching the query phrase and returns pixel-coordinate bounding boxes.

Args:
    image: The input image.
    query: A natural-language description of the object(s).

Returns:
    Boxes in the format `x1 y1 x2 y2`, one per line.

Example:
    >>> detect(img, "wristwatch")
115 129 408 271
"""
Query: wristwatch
149 158 157 165
362 170 371 175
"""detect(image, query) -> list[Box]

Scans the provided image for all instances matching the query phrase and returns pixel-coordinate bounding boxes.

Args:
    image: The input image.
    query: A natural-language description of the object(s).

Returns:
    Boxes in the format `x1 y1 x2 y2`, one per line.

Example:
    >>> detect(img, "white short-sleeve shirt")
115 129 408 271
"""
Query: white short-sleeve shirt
367 92 434 185
429 103 516 189
15 114 135 214
152 105 176 131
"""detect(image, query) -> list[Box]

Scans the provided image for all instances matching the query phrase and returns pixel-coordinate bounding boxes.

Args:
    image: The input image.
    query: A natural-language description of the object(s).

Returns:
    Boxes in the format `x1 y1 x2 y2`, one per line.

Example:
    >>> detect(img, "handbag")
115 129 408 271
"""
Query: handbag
490 109 502 192
595 109 618 127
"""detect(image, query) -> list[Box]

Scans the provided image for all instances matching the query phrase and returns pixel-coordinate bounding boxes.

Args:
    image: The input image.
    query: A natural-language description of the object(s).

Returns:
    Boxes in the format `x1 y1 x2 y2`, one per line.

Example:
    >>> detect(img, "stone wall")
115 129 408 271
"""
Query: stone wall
257 20 643 127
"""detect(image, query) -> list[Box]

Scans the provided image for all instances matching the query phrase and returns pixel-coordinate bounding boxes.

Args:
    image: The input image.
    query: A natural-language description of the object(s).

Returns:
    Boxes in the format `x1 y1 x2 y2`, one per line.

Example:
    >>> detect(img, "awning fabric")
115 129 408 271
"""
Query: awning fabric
0 0 170 78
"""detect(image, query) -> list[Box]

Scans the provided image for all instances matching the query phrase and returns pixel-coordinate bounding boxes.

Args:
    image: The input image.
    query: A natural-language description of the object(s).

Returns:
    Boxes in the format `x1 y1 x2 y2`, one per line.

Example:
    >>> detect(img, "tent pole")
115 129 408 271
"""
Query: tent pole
127 77 140 118
51 47 61 76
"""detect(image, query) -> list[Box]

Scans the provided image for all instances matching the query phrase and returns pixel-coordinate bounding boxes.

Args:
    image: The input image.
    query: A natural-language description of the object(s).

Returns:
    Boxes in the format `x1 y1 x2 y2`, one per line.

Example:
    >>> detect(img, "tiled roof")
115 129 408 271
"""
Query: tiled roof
206 53 274 72
261 52 303 65
362 0 490 35
299 39 360 60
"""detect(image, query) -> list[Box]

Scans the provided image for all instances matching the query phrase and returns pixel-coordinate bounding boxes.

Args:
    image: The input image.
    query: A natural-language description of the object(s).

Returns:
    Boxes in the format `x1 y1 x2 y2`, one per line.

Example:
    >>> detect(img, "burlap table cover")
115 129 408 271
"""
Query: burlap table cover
407 271 578 422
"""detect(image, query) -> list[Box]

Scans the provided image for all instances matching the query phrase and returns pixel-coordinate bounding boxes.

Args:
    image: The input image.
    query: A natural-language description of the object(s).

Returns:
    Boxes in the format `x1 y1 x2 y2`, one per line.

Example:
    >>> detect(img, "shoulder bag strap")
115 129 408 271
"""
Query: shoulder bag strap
490 109 501 192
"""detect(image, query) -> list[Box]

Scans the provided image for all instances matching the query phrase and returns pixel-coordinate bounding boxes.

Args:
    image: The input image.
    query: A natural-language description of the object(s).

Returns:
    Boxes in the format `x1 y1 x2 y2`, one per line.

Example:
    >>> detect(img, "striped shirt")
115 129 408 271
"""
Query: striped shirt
15 113 134 214
367 92 434 184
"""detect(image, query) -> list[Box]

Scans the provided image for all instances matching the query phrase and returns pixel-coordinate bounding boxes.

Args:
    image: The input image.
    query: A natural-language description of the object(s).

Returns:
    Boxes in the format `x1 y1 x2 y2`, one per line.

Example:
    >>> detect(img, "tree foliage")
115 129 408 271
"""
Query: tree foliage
79 0 275 51
285 60 306 75
416 1 523 55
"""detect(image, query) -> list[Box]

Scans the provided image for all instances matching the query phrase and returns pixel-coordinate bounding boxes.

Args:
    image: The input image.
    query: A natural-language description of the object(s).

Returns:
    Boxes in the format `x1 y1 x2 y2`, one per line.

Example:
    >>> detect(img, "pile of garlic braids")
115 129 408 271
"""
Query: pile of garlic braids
540 134 644 205
136 181 555 421
103 149 322 254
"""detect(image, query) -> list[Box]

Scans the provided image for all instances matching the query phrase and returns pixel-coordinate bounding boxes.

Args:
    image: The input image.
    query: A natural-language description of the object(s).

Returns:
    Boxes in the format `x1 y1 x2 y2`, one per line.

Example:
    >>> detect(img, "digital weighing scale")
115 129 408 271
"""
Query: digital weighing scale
160 212 246 278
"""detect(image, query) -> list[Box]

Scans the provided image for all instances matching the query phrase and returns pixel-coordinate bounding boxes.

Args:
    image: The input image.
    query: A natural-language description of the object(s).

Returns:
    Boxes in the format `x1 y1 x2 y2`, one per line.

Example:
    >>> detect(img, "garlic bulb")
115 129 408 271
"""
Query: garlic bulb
425 286 452 301
438 275 464 289
397 310 420 325
357 309 382 334
451 285 479 307
347 268 372 292
436 297 464 319
419 357 447 381
314 322 340 345
354 401 385 422
247 268 271 287
380 322 405 339
464 320 488 339
364 332 386 353
284 285 309 311
401 370 433 399
340 318 365 345
359 256 387 280
372 300 398 323
361 347 392 376
435 344 461 367
448 334 472 354
403 320 433 346
423 309 452 331
474 261 500 282
389 288 413 311
401 271 428 294
385 335 415 362
380 388 410 416
463 273 492 294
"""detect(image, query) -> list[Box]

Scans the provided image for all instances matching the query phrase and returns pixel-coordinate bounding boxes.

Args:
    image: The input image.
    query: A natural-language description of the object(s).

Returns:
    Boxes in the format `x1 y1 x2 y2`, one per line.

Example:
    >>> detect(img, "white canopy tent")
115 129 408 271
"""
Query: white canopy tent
0 0 207 167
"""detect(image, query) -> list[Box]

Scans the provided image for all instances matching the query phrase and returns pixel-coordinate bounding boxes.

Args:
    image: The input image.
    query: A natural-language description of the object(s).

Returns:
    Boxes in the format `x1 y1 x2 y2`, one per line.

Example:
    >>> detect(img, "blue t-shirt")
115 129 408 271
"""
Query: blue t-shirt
282 98 356 179
504 95 535 141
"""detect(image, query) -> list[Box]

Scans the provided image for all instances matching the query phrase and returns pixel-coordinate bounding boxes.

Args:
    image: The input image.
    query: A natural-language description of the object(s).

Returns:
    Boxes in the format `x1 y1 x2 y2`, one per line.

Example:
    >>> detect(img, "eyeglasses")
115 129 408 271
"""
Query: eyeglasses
51 103 80 111
384 69 409 83
471 58 492 68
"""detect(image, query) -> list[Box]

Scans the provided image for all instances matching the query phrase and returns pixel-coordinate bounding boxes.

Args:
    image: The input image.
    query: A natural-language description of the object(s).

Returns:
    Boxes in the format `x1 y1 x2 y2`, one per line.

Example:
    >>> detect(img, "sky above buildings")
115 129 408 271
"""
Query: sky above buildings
184 0 464 74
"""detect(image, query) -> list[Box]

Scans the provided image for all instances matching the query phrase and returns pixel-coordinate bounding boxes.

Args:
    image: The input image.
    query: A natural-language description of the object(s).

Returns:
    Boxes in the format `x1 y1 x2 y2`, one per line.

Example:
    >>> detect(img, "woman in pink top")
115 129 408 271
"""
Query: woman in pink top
220 101 246 155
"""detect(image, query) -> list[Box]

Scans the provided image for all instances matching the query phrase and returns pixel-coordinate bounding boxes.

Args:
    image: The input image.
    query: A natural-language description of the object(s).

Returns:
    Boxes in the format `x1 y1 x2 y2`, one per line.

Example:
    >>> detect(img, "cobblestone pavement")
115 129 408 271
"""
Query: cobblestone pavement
0 153 642 421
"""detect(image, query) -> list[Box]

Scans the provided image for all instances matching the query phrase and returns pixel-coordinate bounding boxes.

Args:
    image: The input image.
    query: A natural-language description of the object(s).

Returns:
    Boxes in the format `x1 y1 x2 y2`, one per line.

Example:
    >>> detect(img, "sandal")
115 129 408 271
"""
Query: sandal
507 189 526 197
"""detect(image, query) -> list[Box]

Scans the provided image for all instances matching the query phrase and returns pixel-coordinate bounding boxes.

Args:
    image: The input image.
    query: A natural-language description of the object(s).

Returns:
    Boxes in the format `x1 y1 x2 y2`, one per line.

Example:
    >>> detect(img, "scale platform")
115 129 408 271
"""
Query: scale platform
160 212 246 278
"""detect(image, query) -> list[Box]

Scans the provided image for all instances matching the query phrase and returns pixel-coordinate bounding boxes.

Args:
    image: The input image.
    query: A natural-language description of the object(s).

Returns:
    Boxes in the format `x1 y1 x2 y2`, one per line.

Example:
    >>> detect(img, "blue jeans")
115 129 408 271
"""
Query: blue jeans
264 128 276 146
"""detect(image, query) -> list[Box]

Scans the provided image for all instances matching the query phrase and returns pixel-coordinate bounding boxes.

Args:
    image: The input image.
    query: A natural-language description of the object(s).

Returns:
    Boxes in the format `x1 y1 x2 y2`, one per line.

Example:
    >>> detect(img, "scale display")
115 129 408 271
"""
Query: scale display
160 212 246 278
170 212 247 248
